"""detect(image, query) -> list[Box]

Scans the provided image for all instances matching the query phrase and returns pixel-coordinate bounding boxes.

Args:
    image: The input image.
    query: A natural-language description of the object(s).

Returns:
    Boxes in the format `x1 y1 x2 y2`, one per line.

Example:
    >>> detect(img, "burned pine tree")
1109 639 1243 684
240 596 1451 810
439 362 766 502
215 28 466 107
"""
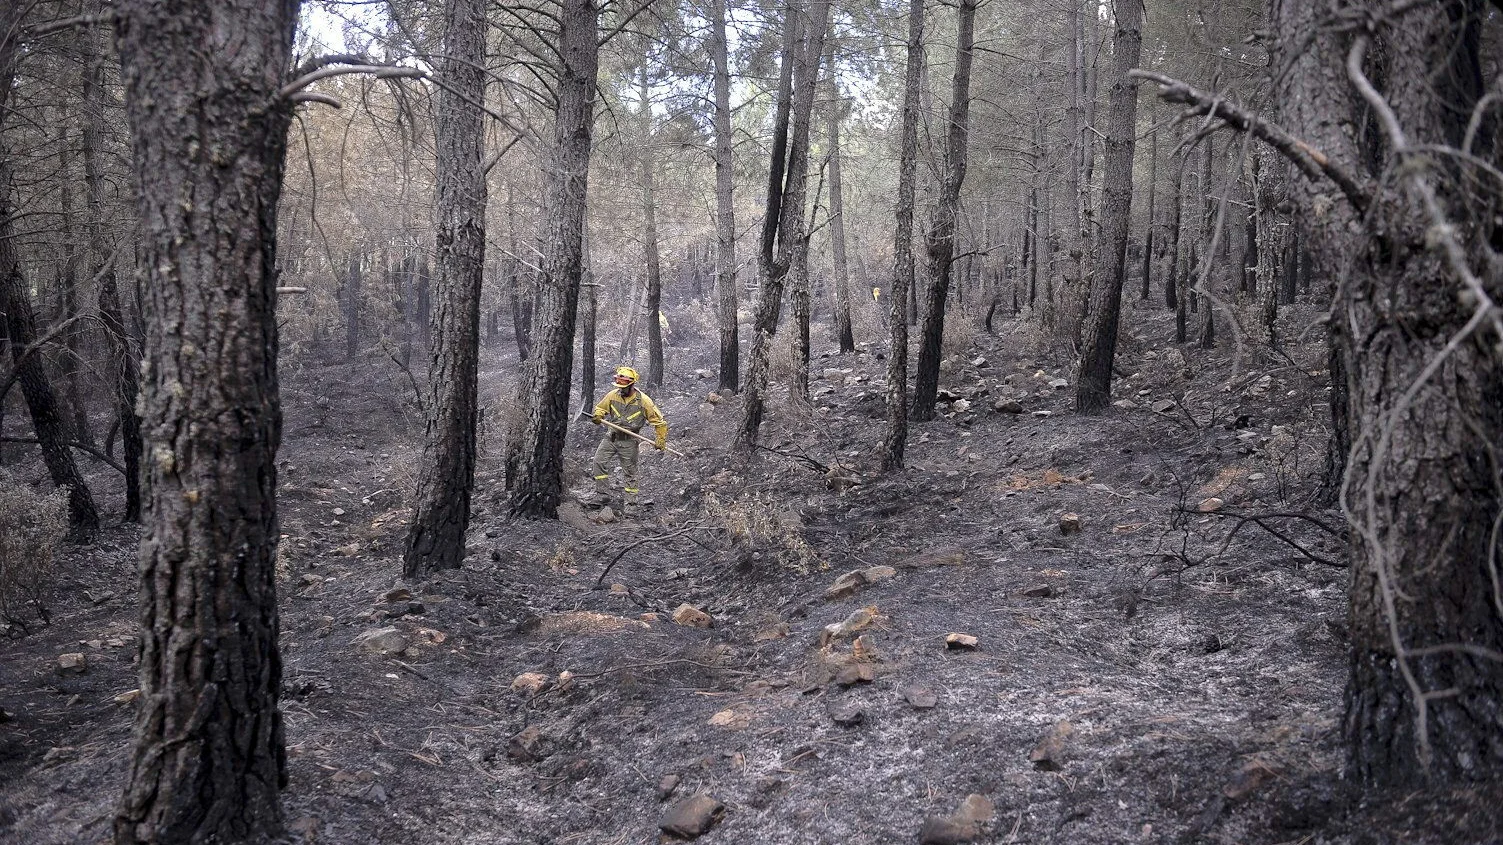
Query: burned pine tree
404 0 488 576
509 0 600 519
879 0 923 472
111 0 301 839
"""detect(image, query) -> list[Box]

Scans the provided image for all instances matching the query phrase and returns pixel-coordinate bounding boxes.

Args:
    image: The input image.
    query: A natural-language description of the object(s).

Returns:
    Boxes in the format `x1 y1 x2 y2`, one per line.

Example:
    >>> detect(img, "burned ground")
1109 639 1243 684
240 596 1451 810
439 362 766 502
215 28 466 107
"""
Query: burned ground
2 301 1498 844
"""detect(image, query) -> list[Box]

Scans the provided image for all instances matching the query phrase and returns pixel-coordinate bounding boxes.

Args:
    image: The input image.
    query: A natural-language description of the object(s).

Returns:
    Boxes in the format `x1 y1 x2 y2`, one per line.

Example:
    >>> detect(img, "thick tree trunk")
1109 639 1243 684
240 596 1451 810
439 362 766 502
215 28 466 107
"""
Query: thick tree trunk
1287 1 1502 785
0 22 99 533
710 0 739 392
110 0 300 839
879 0 923 472
736 0 829 449
405 0 487 574
509 0 599 518
910 0 976 424
1075 0 1143 415
826 96 855 354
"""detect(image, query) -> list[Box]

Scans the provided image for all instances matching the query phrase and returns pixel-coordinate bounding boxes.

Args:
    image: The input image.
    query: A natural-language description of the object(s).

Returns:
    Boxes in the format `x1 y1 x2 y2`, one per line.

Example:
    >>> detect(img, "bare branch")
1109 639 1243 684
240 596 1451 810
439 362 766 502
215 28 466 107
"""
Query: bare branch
1131 69 1372 213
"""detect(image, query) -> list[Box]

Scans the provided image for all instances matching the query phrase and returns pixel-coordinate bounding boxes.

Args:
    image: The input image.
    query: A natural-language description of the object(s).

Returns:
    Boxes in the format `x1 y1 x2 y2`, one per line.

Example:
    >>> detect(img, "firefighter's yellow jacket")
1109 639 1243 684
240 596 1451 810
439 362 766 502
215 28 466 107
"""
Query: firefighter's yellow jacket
592 387 668 445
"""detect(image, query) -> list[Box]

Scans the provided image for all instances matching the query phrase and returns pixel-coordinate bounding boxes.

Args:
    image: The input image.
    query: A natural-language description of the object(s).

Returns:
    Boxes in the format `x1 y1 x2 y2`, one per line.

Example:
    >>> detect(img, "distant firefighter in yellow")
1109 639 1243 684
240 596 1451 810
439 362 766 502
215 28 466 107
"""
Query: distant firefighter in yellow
587 366 668 514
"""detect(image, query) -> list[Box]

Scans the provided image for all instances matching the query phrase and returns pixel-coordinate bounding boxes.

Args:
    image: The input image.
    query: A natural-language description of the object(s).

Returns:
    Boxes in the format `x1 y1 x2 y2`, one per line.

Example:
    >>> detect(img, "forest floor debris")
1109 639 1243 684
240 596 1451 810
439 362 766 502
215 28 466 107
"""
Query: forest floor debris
2 306 1500 843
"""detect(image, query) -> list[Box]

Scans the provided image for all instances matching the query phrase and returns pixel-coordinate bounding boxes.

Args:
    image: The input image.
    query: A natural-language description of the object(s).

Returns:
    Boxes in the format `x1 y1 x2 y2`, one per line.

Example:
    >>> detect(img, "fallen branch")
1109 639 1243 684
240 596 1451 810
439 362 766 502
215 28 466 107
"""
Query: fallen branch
1176 505 1348 568
595 521 706 586
0 436 126 475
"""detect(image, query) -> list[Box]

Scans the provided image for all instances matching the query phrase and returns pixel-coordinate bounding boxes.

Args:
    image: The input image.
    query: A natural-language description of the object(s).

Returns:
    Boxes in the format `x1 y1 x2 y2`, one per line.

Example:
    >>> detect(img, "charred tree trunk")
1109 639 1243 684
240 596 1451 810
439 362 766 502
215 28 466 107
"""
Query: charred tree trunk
879 0 923 472
710 0 739 392
736 0 829 449
0 24 99 532
1075 0 1143 414
910 0 975 424
509 0 599 518
56 134 92 447
827 95 855 354
1141 107 1157 301
111 0 300 839
638 57 664 388
404 0 487 574
82 25 141 522
1273 0 1503 785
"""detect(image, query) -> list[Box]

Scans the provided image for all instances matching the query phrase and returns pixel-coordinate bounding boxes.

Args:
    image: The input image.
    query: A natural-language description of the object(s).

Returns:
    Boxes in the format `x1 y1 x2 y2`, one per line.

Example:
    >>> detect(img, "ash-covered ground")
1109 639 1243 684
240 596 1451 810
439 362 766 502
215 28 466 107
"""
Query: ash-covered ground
2 301 1498 844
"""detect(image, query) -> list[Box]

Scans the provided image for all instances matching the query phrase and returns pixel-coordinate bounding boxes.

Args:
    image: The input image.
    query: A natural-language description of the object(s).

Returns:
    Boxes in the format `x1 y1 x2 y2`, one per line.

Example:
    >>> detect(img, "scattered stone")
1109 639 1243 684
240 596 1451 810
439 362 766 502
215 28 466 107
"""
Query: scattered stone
657 773 681 802
56 653 87 674
863 565 897 584
944 633 979 650
707 709 748 728
1248 472 1267 481
83 590 116 605
901 684 938 710
595 506 617 524
822 606 879 643
822 368 846 385
1058 513 1083 534
609 582 630 595
828 699 865 726
640 612 661 623
993 398 1024 414
507 726 548 763
361 783 388 804
706 392 723 404
352 627 410 656
672 604 713 628
0 707 11 722
332 507 345 517
1197 497 1225 513
950 398 972 413
1029 720 1075 771
834 663 876 687
970 356 988 368
511 672 548 695
824 569 869 601
1021 584 1054 598
1048 377 1069 389
382 587 413 603
1112 399 1138 410
694 368 711 380
1151 399 1177 413
300 573 323 587
660 793 725 839
1032 410 1053 418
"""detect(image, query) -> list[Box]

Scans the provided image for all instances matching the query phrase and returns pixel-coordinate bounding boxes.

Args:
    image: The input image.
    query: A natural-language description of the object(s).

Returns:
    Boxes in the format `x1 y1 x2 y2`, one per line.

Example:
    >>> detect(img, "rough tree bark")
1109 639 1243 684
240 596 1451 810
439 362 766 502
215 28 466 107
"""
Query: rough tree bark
0 13 99 532
404 0 487 575
1325 4 1503 786
111 0 300 839
1140 100 1156 301
509 0 599 518
1075 0 1143 414
710 0 739 392
910 0 977 424
879 0 923 472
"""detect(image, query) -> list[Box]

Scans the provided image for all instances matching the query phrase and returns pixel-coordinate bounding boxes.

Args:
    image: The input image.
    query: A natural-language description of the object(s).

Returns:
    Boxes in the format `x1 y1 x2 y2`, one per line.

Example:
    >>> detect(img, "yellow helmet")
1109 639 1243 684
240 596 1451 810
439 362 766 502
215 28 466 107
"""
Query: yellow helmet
613 366 638 387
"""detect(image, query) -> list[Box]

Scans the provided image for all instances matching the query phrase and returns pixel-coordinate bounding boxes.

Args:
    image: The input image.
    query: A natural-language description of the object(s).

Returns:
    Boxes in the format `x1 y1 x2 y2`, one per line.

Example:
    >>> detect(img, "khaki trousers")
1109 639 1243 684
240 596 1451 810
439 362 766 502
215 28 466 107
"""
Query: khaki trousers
592 434 641 504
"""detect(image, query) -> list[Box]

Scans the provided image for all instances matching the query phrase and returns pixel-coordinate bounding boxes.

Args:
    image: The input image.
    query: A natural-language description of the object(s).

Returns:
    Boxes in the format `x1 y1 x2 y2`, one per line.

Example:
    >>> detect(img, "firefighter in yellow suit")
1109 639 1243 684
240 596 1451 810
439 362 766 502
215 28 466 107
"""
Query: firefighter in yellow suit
589 366 668 513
